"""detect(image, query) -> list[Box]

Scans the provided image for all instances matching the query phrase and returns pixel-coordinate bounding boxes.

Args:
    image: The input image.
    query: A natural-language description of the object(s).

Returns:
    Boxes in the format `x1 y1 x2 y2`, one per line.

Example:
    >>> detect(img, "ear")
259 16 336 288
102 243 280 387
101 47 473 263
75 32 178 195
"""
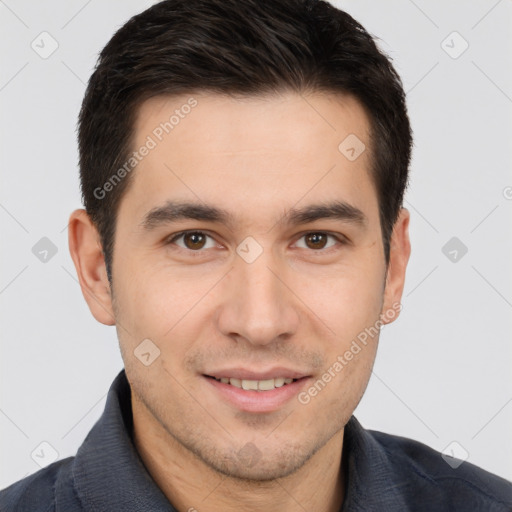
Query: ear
68 209 116 326
381 208 411 324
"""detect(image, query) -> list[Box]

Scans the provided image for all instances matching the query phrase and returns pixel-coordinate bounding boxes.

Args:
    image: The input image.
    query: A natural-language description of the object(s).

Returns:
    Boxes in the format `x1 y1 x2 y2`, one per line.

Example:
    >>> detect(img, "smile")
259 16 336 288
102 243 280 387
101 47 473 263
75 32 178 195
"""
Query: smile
203 374 311 413
208 375 298 391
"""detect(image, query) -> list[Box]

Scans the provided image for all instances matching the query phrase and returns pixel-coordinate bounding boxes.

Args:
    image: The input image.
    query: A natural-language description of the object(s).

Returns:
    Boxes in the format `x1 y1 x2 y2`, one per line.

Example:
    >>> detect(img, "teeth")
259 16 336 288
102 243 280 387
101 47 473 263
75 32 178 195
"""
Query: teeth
242 379 258 390
274 377 285 388
258 379 275 391
213 376 297 391
230 378 242 388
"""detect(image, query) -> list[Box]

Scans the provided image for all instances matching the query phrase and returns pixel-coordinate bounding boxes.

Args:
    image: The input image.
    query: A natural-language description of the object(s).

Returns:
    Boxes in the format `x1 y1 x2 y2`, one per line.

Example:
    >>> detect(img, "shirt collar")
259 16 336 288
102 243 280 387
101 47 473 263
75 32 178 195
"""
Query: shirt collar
341 416 410 511
71 369 409 511
72 370 176 511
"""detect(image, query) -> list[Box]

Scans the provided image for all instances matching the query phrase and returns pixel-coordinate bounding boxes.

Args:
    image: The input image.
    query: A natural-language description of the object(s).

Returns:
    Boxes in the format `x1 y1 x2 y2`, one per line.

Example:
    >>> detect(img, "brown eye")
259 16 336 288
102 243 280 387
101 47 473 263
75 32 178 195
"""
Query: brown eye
294 232 340 251
167 230 218 254
183 232 207 250
304 233 328 249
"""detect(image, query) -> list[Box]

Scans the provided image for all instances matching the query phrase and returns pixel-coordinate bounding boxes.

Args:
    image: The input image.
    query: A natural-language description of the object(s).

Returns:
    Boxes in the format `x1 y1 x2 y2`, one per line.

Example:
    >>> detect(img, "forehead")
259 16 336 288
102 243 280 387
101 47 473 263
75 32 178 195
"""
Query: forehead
119 91 376 229
135 91 370 155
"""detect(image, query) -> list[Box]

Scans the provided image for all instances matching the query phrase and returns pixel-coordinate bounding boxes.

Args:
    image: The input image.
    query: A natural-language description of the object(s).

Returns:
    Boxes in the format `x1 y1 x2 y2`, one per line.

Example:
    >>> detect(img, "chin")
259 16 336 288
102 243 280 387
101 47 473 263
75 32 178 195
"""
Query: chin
209 454 308 483
192 436 320 483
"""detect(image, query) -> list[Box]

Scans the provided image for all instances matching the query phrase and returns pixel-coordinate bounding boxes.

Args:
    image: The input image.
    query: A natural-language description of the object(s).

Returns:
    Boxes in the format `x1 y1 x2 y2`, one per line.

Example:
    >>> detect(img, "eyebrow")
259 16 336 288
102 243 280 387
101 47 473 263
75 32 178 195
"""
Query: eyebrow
139 201 235 231
282 200 367 227
139 199 367 232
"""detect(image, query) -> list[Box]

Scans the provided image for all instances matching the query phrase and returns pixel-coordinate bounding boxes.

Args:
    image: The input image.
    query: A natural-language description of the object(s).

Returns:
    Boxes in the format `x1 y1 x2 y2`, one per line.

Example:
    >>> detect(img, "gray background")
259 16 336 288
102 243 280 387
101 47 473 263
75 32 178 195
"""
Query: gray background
1 0 511 489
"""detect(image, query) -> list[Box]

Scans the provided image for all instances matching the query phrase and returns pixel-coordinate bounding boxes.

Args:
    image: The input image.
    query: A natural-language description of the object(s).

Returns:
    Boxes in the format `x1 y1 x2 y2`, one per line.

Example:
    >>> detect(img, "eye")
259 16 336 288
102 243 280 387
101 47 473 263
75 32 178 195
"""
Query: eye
294 232 341 251
168 231 217 251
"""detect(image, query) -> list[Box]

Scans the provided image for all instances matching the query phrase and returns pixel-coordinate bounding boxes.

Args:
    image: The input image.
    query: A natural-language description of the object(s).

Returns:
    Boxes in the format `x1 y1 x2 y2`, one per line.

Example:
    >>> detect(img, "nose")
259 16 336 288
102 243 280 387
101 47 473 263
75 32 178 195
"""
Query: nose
216 249 300 347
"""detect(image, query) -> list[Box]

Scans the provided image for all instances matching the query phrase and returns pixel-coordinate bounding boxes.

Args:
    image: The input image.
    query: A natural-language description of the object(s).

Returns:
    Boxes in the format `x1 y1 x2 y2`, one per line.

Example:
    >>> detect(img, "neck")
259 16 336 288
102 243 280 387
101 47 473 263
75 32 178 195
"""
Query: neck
131 396 345 512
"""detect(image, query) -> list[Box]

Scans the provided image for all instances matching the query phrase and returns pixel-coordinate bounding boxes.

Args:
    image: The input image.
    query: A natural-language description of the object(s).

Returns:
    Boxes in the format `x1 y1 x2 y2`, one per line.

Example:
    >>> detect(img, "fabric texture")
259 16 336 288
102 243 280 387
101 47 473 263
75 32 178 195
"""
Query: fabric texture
1 369 511 511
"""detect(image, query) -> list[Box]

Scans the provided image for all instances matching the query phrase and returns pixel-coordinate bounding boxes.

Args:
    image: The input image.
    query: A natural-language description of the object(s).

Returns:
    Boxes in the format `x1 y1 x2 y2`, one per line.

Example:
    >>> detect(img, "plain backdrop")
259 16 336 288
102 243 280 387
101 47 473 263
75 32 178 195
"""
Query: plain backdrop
1 0 511 489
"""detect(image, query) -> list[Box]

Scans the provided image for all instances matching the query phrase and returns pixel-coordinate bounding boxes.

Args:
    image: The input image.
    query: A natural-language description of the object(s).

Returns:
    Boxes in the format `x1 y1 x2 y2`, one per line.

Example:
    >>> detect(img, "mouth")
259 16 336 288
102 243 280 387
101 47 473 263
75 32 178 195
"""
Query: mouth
204 375 301 391
202 373 312 413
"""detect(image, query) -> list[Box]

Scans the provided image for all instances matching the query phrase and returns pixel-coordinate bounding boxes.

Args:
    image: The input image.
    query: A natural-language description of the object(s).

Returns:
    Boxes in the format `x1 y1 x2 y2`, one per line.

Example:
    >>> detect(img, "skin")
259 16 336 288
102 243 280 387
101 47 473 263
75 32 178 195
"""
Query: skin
68 91 410 512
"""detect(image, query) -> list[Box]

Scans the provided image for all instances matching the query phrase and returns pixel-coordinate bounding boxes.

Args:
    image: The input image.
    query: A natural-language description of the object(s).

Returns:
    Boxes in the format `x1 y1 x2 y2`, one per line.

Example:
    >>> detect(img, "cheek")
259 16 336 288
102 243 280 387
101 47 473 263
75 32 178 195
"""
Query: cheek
292 259 385 344
113 260 219 352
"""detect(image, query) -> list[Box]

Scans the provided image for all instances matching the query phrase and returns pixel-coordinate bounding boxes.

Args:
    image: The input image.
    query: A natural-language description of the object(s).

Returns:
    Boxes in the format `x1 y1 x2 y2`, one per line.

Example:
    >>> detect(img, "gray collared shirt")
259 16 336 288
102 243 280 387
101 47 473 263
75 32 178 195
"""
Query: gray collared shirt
1 370 511 511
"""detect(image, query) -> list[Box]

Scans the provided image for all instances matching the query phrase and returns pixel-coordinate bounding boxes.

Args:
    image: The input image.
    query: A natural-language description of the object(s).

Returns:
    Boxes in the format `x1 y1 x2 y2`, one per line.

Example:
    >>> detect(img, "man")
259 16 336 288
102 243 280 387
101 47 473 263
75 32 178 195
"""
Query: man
1 0 511 510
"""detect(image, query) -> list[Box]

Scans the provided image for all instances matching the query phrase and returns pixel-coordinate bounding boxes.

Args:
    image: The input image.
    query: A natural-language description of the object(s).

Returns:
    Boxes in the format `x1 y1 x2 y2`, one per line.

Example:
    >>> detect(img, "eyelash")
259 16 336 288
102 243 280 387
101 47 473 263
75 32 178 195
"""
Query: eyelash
165 230 346 255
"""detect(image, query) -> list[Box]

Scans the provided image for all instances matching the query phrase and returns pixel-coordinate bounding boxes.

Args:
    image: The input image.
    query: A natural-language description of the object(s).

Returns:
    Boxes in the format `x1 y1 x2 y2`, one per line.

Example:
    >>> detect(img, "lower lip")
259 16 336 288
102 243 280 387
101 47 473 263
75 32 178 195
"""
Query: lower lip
203 376 311 413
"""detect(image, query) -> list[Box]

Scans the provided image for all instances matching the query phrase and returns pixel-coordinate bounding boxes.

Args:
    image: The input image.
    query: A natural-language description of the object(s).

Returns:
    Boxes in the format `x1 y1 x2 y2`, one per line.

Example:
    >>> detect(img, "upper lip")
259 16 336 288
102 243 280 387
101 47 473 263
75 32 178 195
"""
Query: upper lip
203 367 311 380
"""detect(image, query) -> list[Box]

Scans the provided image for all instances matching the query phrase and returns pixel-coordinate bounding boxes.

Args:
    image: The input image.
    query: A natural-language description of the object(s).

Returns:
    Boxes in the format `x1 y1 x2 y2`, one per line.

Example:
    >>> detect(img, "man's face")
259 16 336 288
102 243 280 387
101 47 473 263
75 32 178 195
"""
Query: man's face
102 91 407 480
